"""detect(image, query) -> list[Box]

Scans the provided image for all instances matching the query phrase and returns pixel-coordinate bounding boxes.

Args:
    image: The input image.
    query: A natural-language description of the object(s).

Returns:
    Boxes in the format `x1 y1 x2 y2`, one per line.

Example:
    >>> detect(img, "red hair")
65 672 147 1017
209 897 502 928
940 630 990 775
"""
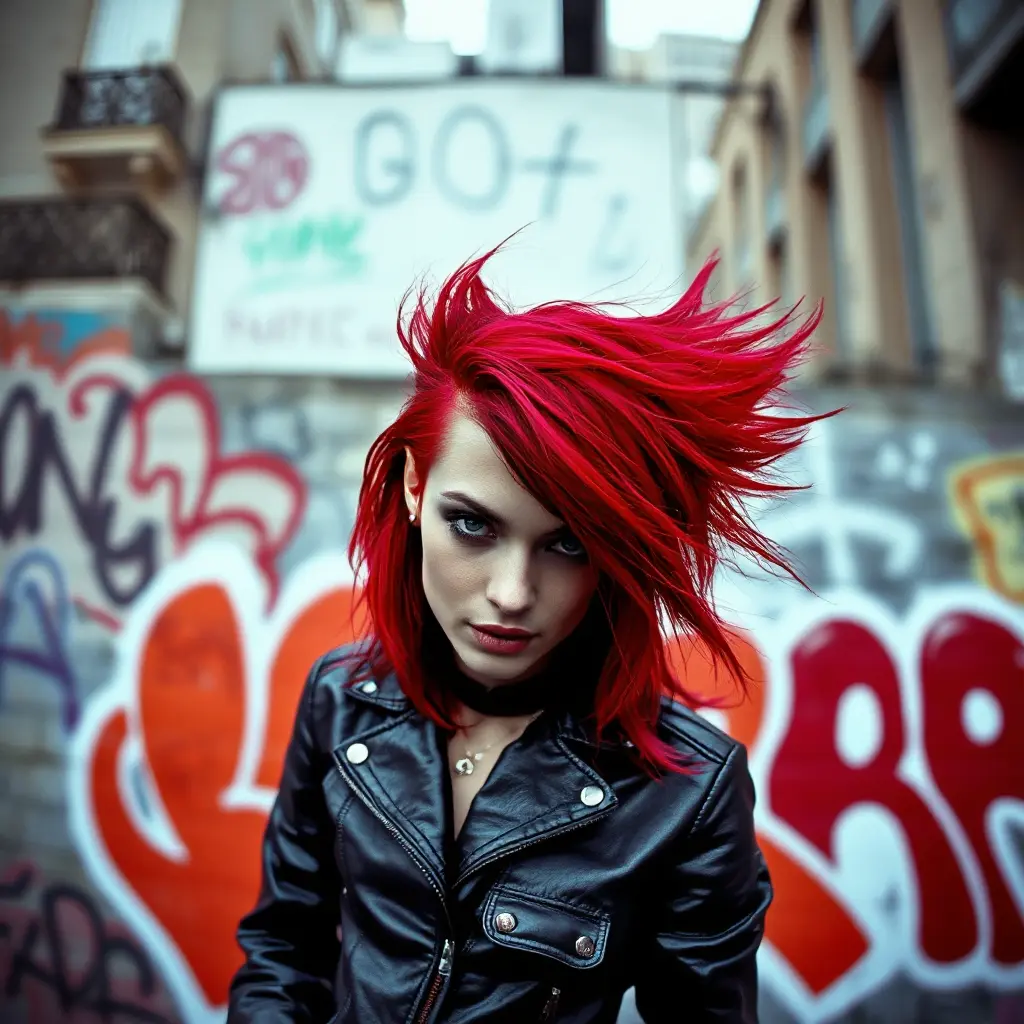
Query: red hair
343 245 827 772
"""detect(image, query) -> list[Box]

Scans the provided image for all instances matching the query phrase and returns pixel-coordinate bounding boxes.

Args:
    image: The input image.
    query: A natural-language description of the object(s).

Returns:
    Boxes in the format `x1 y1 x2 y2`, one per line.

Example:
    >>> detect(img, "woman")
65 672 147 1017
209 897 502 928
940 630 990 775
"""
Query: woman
227 248 823 1023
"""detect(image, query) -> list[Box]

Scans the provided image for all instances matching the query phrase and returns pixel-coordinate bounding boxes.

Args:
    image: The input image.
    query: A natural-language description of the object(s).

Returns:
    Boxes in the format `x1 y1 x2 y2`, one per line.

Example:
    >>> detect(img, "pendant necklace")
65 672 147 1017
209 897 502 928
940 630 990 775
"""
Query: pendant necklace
453 712 543 777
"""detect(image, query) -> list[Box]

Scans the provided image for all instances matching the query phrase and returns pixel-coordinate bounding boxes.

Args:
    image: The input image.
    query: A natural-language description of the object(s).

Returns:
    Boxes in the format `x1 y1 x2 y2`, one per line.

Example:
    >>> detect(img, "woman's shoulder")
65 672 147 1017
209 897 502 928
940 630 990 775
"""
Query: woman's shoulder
655 694 741 769
308 639 405 701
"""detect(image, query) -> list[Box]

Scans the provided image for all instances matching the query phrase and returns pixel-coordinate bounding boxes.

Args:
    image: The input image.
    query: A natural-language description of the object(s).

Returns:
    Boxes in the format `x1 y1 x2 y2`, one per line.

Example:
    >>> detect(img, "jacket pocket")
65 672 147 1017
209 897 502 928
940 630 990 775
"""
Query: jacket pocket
481 886 611 970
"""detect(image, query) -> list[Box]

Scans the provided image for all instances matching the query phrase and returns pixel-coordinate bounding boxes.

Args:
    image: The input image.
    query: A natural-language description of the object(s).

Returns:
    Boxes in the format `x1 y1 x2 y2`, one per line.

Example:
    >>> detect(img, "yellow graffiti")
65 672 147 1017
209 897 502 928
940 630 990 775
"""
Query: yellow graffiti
949 453 1024 603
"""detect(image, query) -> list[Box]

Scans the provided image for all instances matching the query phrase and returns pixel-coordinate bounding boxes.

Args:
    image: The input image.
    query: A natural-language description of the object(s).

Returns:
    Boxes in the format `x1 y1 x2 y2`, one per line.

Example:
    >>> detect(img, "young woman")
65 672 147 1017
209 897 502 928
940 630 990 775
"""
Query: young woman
227 249 823 1023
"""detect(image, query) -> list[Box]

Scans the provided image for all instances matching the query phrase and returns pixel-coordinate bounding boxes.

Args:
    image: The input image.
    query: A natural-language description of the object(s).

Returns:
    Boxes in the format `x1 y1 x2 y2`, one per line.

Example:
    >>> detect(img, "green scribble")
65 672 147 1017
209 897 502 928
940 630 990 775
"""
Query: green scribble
242 213 367 278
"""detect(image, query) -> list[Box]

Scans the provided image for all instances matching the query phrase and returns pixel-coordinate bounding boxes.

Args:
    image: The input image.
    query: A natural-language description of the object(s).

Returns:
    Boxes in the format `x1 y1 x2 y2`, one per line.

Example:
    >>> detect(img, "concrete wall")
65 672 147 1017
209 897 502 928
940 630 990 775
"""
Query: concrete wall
1 306 1022 1023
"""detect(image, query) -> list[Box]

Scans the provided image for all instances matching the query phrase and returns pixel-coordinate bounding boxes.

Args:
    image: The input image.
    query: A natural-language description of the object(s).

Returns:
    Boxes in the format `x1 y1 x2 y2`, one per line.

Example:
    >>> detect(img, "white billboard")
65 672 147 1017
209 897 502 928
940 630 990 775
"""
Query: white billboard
189 80 682 377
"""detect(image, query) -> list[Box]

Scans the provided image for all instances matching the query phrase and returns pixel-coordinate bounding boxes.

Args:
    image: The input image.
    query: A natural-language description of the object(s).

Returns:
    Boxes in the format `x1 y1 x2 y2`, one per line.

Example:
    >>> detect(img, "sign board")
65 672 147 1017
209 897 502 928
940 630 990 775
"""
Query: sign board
190 80 682 377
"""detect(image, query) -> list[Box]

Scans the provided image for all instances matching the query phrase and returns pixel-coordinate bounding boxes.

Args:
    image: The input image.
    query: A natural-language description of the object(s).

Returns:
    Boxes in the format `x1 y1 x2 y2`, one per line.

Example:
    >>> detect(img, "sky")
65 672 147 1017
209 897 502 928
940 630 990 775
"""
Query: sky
404 0 759 55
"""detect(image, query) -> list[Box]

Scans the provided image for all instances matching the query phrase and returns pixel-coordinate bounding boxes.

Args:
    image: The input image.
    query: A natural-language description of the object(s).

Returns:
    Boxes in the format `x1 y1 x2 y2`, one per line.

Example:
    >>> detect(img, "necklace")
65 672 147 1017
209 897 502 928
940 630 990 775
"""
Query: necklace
452 712 543 777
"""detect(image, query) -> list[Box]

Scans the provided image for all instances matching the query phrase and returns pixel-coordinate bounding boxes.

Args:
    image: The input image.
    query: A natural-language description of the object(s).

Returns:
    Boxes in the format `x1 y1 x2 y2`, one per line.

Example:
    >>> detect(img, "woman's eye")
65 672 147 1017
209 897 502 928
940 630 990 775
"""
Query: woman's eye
451 515 490 538
554 536 587 559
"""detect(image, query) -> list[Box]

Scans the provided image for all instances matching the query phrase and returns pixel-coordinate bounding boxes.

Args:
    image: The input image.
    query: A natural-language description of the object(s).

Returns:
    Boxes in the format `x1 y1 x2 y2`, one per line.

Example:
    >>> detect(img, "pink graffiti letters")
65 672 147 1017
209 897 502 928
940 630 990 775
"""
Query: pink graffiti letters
215 131 310 216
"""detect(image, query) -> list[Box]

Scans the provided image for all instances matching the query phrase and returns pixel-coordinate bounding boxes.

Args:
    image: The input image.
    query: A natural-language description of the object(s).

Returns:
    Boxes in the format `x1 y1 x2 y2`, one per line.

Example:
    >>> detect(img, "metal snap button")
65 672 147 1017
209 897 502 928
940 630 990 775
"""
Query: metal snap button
360 681 378 694
494 912 518 934
580 785 605 806
345 742 369 764
575 935 596 958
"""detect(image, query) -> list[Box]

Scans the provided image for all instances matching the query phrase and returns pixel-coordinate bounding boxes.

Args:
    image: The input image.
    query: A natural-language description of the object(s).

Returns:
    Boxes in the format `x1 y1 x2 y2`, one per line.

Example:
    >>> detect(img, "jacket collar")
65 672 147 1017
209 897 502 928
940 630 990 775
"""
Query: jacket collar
335 669 627 890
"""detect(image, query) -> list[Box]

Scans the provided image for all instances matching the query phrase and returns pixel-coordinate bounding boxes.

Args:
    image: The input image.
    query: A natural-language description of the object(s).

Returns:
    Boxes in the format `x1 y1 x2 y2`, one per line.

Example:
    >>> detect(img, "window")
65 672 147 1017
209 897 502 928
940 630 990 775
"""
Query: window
82 0 182 68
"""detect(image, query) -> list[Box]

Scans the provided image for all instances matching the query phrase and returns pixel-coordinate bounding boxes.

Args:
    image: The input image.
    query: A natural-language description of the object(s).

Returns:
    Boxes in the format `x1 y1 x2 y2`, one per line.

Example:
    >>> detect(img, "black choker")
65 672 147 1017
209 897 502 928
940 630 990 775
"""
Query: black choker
445 666 553 717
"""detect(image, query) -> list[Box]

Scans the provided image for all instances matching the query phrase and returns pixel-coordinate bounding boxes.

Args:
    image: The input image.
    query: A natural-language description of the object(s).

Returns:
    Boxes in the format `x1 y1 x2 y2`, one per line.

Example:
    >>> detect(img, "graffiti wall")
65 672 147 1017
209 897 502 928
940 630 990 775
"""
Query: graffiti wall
1 307 1022 1023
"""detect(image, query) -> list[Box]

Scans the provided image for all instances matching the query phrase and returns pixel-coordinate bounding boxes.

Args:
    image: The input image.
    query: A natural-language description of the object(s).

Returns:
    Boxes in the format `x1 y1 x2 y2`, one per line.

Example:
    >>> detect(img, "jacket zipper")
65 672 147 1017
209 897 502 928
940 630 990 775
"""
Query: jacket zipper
414 938 453 1024
539 986 561 1021
333 753 454 1023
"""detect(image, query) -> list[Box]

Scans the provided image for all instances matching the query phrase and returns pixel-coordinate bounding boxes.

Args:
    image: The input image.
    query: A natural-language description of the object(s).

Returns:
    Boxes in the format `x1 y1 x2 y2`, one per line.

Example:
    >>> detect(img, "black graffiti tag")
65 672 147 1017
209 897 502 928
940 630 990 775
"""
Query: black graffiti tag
0 383 158 611
0 865 176 1023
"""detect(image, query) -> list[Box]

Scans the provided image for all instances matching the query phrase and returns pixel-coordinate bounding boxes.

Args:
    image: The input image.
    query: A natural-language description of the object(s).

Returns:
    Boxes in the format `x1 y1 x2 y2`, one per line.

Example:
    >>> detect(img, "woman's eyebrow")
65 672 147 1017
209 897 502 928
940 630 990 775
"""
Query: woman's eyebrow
439 491 569 539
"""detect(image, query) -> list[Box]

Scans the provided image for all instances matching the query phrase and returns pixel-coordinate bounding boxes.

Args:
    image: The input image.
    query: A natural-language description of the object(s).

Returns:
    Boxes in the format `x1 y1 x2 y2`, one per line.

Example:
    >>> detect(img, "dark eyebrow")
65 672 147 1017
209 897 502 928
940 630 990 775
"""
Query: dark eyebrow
439 491 569 540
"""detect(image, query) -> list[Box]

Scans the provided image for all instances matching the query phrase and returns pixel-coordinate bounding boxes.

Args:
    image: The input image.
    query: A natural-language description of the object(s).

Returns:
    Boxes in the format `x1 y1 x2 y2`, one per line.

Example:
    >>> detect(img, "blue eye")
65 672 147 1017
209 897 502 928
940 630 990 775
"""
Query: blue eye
442 510 588 562
448 515 490 540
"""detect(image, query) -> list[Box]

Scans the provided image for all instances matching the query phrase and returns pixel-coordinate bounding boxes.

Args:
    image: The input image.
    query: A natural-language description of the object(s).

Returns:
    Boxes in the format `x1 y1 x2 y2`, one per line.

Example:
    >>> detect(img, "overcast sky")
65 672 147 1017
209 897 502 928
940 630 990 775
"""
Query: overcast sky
404 0 759 54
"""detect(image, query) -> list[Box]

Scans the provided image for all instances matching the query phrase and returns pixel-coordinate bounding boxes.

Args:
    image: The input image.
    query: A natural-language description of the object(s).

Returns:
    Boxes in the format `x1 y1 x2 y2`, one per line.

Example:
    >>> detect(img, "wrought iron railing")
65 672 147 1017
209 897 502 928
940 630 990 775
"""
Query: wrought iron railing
0 197 172 295
52 65 188 143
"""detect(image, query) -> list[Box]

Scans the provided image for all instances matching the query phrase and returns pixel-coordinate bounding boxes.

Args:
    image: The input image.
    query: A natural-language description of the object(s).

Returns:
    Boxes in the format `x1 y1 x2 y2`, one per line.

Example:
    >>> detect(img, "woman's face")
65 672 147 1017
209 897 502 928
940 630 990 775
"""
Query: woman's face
404 412 598 687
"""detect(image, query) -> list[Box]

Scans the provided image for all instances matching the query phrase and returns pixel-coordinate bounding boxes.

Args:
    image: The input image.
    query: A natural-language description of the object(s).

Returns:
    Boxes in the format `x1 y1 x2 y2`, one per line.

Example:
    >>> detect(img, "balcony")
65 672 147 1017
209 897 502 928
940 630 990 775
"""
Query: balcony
802 84 831 177
851 0 896 72
946 0 1024 112
41 66 188 189
0 197 172 298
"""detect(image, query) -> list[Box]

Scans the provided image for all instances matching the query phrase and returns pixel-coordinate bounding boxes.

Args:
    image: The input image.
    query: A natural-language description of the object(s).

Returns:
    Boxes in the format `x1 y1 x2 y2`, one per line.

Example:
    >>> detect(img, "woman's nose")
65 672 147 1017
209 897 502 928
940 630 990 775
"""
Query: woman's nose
485 550 535 614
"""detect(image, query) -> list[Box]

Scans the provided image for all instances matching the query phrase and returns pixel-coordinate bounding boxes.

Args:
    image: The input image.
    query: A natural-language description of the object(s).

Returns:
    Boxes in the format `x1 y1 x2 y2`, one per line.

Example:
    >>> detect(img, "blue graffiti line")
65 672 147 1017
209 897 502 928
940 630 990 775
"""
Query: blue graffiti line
0 549 78 732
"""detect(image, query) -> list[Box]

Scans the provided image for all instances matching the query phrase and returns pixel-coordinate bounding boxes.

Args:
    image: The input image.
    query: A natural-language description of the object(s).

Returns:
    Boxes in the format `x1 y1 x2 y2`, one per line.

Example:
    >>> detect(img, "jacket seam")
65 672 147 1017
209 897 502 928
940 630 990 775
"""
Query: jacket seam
689 744 738 835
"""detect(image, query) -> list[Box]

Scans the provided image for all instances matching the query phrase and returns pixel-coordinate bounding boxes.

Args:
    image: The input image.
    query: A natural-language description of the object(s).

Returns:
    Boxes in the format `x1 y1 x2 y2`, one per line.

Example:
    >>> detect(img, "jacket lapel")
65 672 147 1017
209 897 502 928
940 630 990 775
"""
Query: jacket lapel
333 673 625 893
452 713 619 886
332 680 449 891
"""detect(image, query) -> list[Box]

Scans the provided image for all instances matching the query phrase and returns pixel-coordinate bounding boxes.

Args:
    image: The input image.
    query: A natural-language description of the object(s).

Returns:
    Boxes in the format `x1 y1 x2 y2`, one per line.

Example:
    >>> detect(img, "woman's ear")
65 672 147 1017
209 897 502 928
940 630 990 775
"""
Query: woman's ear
403 446 421 520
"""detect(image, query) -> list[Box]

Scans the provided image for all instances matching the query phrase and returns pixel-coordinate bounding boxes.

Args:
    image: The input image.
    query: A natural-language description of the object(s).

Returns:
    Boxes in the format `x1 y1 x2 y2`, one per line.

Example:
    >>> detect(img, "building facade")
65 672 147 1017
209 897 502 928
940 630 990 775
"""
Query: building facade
0 0 403 354
0 3 1023 1024
688 0 1023 396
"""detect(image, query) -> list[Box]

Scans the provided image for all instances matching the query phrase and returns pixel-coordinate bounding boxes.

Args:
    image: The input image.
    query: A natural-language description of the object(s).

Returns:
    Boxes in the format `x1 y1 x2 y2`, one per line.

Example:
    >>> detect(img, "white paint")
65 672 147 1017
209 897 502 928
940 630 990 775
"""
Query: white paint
759 418 924 587
961 688 1003 746
190 80 682 377
835 683 883 768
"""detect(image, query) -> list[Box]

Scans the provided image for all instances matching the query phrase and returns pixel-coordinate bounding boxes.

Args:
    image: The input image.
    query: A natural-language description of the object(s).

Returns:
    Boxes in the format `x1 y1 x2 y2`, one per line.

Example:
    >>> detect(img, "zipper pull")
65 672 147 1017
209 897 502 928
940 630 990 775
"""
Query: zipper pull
539 986 561 1021
438 939 454 976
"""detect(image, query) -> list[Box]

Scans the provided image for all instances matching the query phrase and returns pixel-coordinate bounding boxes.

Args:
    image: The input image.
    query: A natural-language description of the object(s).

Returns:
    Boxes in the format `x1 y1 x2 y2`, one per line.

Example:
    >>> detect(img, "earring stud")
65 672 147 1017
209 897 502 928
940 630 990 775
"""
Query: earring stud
409 512 416 523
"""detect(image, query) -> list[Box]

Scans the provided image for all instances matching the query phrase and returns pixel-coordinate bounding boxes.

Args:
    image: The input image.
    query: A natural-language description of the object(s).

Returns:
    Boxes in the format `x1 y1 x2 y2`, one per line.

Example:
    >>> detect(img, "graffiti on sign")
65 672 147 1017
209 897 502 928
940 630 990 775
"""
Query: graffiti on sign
0 861 179 1024
0 317 306 626
214 131 310 217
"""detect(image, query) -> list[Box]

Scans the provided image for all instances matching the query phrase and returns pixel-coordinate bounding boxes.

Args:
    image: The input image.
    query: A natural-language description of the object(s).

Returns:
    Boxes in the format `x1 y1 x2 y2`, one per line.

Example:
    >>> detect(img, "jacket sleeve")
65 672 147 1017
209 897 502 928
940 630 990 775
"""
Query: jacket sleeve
633 743 772 1023
227 656 341 1023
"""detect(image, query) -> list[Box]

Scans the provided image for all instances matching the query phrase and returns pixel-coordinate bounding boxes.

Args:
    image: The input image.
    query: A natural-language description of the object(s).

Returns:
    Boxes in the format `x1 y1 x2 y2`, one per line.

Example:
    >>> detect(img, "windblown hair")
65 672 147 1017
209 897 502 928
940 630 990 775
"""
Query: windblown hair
344 244 826 773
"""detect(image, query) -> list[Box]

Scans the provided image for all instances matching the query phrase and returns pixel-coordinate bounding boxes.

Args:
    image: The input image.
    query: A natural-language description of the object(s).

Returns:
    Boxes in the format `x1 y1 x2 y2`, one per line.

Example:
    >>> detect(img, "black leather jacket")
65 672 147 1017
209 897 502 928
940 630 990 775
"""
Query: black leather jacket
227 645 772 1023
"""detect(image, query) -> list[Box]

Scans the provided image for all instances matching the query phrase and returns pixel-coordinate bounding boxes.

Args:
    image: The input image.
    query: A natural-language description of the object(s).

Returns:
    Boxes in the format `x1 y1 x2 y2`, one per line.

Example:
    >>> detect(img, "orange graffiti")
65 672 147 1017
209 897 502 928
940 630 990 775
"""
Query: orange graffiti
667 630 870 994
87 582 362 1006
950 453 1024 603
0 310 130 379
